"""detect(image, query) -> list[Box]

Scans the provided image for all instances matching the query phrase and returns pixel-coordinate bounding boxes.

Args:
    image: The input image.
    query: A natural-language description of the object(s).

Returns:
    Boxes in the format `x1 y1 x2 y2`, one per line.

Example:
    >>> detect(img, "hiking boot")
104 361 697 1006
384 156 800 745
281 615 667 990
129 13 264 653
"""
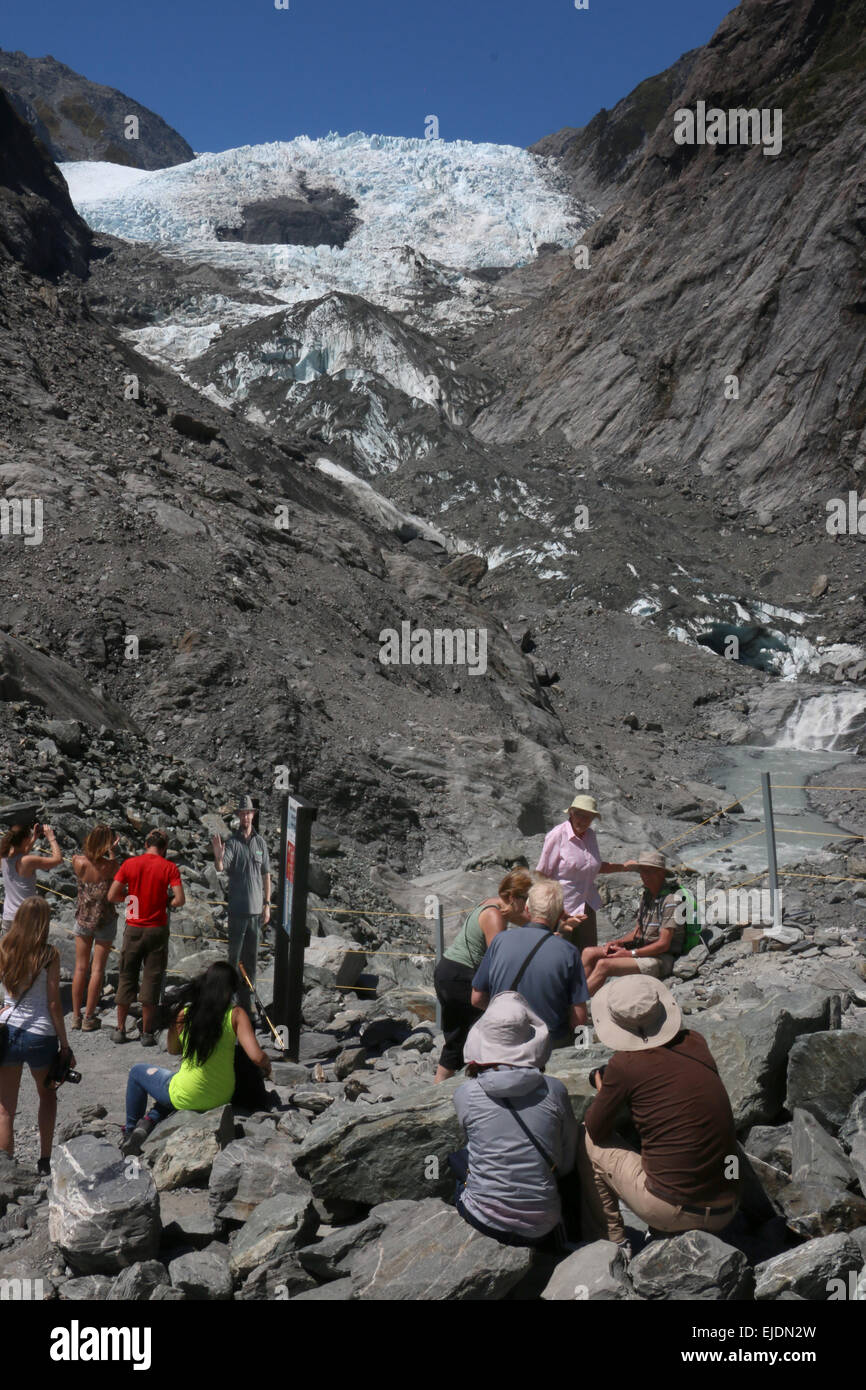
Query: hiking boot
111 1028 127 1044
82 1015 101 1032
70 1014 82 1031
120 1118 156 1157
140 1032 157 1048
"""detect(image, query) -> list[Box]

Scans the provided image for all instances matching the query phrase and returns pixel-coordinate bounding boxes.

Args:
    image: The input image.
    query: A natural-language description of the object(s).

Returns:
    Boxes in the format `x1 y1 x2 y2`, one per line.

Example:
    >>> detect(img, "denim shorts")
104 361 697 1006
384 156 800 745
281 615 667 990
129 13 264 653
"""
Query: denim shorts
1 1026 59 1069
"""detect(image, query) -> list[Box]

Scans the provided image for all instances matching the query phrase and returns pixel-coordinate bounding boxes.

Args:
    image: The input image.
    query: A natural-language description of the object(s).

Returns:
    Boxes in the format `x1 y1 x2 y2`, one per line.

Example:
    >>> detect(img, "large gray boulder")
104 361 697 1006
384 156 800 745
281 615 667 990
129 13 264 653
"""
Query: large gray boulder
107 1261 170 1300
305 934 368 989
689 990 832 1129
541 1241 636 1301
229 1192 319 1277
208 1135 312 1221
294 1079 463 1204
169 1247 234 1300
142 1106 235 1190
627 1231 752 1301
348 1199 532 1300
49 1137 160 1274
236 1255 317 1301
744 1123 792 1173
791 1109 858 1189
298 1215 385 1281
754 1232 863 1300
777 1180 866 1239
786 1032 866 1132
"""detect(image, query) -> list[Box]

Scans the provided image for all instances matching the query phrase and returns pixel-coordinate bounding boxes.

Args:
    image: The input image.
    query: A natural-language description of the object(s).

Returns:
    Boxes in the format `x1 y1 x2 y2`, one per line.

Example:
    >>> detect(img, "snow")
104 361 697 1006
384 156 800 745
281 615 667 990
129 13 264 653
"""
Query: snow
59 134 586 331
315 457 465 553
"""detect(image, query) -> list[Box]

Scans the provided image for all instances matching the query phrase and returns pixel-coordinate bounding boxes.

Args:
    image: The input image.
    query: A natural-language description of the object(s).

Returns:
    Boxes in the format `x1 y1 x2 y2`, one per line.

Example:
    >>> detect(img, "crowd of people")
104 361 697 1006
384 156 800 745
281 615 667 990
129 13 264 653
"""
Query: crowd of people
0 791 740 1264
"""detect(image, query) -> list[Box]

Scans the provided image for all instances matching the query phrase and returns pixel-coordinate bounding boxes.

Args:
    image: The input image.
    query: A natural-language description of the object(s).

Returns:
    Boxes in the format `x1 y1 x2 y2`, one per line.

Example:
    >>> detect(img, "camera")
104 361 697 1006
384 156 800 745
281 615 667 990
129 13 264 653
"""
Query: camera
589 1065 607 1089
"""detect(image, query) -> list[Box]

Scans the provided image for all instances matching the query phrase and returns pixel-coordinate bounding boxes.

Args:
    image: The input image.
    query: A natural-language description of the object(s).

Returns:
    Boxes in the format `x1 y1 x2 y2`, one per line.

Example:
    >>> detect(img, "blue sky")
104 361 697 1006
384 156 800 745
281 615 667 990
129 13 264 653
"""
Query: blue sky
3 0 735 152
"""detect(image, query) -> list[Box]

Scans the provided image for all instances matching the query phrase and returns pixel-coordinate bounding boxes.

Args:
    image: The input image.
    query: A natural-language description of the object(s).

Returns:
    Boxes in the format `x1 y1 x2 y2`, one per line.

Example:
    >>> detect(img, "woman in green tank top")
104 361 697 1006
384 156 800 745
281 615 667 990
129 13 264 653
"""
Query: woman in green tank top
121 962 272 1154
433 869 533 1083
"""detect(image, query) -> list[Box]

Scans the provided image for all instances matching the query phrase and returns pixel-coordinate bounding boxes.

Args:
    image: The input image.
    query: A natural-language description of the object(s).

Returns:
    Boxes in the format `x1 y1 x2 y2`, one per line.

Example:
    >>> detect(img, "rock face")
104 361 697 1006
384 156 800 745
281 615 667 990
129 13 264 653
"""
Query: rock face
0 88 90 278
142 1106 235 1191
754 1232 864 1300
294 1080 463 1205
786 1031 866 1131
690 991 832 1129
48 1137 160 1274
348 1199 532 1300
541 1241 635 1301
0 48 194 168
627 1232 752 1301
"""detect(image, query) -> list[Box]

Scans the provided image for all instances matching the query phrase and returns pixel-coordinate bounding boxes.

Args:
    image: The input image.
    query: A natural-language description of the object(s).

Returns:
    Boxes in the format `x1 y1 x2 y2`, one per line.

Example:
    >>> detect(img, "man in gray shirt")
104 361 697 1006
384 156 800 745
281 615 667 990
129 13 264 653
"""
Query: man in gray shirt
212 796 271 1015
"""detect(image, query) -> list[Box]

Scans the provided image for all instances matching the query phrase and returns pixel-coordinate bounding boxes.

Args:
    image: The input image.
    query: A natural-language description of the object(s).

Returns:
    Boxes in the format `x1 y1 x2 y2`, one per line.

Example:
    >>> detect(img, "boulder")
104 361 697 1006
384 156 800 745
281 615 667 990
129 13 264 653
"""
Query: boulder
778 1180 866 1238
541 1241 636 1301
208 1136 312 1222
169 1247 234 1300
786 1032 866 1131
229 1192 319 1277
58 1275 113 1300
791 1109 858 1189
49 1137 160 1274
0 1154 39 1215
236 1255 317 1301
142 1106 235 1190
298 1215 385 1280
744 1123 792 1173
158 1189 222 1248
627 1231 752 1301
754 1232 863 1300
294 1079 463 1205
840 1094 866 1198
690 989 832 1129
107 1261 170 1300
292 1277 354 1301
349 1199 532 1300
304 935 367 990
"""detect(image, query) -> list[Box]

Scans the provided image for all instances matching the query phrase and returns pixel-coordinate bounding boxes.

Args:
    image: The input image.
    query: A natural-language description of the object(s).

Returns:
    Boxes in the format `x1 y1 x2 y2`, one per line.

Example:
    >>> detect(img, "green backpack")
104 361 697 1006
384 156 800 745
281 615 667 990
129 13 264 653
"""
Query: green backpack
672 882 702 954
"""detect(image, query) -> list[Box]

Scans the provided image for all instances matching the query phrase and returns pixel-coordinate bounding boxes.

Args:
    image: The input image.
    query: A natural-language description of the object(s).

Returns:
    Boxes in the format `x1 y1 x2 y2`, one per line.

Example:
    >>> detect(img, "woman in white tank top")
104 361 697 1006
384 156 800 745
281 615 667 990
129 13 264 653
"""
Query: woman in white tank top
0 899 73 1174
1 823 63 927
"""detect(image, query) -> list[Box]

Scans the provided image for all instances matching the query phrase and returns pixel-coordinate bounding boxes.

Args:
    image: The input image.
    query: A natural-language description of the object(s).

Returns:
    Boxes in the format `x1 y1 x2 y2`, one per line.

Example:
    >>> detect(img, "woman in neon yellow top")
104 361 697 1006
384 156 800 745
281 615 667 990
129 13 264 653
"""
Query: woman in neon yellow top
120 962 271 1154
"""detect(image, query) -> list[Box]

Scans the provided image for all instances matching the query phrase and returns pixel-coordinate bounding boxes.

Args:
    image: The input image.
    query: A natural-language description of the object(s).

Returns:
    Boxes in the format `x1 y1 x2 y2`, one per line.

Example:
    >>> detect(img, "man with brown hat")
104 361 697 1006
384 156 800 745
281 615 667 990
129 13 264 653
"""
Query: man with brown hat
581 849 684 996
578 976 739 1253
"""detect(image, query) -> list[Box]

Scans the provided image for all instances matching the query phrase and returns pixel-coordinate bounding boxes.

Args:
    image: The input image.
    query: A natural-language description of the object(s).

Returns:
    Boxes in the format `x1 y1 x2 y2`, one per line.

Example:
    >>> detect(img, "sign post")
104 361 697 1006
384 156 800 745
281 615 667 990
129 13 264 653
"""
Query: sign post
273 791 317 1060
760 770 782 930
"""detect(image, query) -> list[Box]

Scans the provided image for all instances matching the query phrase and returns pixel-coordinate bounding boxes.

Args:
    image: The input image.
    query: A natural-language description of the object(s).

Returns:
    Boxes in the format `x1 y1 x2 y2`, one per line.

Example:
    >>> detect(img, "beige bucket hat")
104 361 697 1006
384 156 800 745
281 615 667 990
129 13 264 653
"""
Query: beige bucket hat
636 849 666 868
563 795 600 818
591 976 682 1051
464 992 551 1069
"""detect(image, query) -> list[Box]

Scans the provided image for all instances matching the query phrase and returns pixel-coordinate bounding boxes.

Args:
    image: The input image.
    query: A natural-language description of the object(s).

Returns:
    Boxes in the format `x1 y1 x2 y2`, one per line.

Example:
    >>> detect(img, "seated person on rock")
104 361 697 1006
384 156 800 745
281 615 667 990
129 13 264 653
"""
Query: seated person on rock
578 976 738 1258
581 850 684 996
471 879 589 1046
120 961 272 1156
451 991 578 1248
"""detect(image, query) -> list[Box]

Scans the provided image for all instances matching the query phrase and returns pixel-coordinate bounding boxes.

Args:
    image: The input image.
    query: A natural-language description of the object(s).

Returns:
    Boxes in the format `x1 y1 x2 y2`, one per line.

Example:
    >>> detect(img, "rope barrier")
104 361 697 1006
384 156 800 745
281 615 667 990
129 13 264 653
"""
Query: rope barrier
656 787 761 852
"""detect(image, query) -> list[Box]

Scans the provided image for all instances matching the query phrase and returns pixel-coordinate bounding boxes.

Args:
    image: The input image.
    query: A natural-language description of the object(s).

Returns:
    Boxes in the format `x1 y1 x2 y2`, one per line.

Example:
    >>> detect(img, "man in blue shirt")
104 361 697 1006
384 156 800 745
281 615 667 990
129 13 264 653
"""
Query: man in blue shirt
472 880 589 1043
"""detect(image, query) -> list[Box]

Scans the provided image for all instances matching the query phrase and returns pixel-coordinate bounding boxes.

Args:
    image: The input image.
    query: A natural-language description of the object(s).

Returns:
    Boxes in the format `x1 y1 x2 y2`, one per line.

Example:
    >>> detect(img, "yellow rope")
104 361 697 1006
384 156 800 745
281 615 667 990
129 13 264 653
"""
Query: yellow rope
656 787 761 852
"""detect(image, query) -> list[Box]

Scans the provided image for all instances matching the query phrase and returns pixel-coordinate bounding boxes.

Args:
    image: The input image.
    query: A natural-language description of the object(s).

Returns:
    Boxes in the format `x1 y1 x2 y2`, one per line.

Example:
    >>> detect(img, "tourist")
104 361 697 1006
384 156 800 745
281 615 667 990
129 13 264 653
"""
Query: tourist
578 976 739 1256
471 879 589 1044
433 869 533 1083
451 991 578 1247
0 899 74 1173
70 824 120 1031
107 829 185 1046
120 961 272 1155
536 796 638 950
581 849 685 996
211 796 271 1016
1 822 62 931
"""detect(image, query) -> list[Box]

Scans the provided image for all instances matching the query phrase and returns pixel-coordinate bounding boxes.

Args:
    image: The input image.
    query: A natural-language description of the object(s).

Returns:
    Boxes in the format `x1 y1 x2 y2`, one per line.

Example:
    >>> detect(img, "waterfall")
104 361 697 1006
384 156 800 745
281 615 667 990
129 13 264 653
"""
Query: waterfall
774 691 866 751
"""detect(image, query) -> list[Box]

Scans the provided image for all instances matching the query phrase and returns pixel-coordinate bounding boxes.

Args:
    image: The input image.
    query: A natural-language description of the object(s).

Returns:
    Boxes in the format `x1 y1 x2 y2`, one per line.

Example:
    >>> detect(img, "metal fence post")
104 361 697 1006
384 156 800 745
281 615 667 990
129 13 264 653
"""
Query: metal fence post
435 902 445 1030
760 770 782 928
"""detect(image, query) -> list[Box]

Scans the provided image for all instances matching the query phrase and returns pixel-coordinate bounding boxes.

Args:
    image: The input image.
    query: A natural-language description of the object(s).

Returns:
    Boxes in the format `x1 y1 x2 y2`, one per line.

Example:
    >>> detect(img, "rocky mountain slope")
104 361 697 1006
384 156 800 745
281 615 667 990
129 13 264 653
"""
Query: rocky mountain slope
0 89 91 278
476 0 866 517
0 48 194 169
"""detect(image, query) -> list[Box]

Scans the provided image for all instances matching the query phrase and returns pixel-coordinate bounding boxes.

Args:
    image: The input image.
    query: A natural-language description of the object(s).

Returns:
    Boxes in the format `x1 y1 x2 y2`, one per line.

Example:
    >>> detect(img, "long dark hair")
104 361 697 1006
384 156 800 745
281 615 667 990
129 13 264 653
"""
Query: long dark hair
177 961 238 1068
0 824 31 860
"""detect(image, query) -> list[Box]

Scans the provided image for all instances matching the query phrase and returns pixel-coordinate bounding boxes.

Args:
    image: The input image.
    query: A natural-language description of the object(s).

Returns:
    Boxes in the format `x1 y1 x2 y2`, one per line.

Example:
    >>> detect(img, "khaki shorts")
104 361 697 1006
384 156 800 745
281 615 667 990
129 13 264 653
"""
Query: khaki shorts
116 925 169 1007
635 953 674 979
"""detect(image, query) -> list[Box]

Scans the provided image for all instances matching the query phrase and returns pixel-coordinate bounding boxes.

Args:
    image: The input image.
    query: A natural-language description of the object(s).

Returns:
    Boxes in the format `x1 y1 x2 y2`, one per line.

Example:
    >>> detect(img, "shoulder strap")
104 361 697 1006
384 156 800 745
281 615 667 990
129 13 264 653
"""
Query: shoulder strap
501 1097 556 1172
509 931 552 991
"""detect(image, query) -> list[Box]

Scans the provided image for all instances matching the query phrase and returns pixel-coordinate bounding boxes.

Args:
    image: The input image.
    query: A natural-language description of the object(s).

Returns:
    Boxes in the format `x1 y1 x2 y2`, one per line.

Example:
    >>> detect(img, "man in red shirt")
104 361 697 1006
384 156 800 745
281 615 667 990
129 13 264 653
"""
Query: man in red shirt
108 829 185 1046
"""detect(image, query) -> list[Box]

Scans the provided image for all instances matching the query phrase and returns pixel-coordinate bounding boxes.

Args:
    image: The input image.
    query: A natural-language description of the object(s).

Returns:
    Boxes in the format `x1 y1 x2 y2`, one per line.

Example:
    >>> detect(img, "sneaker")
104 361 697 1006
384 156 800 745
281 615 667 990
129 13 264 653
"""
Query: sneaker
120 1118 156 1157
140 1032 157 1048
37 1157 51 1176
82 1015 101 1032
70 1014 82 1031
111 1028 127 1044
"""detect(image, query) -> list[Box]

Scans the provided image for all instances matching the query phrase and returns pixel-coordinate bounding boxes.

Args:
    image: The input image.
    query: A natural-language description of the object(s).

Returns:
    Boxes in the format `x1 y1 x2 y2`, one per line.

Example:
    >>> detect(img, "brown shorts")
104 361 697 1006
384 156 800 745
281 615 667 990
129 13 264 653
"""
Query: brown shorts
116 925 169 1007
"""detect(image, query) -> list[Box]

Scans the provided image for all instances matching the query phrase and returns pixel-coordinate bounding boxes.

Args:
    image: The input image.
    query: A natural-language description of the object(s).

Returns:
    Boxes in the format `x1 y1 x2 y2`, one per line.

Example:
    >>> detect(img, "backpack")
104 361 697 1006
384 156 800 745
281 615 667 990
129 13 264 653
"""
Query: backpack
672 883 702 954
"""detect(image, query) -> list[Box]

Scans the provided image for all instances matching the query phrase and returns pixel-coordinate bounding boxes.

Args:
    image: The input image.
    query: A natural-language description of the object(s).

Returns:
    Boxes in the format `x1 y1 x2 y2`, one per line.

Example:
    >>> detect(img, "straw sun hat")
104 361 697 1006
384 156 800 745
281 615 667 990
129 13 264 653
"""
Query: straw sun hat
591 976 682 1052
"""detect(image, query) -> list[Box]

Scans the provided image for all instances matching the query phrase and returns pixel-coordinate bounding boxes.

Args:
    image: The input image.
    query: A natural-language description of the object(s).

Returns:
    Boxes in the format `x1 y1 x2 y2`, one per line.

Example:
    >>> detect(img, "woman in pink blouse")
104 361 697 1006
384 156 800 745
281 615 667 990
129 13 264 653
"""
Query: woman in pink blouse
536 797 637 951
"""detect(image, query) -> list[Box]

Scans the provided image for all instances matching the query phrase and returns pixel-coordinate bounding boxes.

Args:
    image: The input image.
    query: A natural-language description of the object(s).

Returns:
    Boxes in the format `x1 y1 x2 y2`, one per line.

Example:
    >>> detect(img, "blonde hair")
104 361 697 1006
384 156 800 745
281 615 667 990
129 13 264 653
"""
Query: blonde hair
526 879 564 928
0 898 56 998
82 823 115 861
497 869 533 902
